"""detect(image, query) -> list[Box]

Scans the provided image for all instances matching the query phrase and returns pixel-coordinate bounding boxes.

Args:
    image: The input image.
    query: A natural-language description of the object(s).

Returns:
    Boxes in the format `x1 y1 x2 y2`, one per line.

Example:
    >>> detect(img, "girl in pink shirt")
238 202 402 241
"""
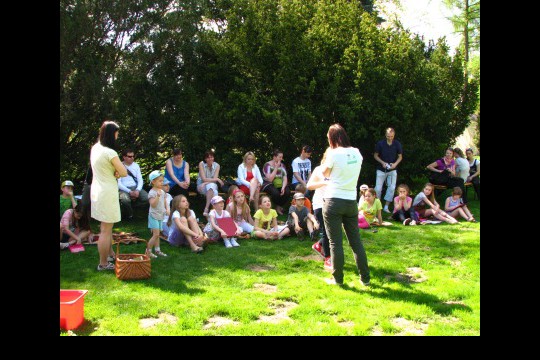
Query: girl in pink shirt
392 184 418 226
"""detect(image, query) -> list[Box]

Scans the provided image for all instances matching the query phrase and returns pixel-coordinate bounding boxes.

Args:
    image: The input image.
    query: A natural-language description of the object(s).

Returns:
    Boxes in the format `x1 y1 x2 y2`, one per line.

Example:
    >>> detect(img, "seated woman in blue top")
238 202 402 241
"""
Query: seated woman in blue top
164 148 190 198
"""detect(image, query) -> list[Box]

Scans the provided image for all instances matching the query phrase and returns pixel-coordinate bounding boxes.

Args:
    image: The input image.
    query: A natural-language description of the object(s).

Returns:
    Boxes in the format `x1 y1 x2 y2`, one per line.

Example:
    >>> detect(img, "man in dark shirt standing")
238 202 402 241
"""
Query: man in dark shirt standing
374 128 403 213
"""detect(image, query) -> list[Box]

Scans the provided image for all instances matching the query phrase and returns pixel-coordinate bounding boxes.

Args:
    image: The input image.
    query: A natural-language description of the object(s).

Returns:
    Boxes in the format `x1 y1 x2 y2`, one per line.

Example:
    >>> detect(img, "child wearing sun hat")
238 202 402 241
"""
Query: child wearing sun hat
358 184 369 209
60 180 77 220
146 170 170 258
203 195 242 248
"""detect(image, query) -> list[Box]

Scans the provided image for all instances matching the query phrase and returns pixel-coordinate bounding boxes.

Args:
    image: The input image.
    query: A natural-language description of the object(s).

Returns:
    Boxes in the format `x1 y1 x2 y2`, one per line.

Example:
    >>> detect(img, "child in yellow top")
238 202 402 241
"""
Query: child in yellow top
253 195 287 240
359 188 391 226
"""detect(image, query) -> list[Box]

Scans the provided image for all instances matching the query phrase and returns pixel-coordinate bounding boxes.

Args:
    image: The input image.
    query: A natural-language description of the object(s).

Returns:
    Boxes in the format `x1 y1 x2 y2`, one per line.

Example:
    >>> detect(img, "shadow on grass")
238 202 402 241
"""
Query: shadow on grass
336 273 472 316
60 318 100 336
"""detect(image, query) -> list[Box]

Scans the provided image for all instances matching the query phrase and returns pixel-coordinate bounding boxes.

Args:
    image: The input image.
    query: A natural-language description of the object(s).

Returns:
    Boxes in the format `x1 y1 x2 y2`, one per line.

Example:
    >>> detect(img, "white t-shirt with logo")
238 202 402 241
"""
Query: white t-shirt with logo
323 147 362 201
291 157 312 185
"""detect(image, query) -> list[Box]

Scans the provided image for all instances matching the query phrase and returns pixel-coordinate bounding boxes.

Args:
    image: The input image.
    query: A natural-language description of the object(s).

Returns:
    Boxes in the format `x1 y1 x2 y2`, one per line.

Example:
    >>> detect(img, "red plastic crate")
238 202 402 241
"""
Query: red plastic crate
60 290 88 330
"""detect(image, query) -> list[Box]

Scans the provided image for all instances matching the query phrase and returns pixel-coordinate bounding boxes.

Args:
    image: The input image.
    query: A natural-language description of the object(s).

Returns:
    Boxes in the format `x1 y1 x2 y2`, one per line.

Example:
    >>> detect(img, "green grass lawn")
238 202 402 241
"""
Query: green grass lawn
60 199 480 336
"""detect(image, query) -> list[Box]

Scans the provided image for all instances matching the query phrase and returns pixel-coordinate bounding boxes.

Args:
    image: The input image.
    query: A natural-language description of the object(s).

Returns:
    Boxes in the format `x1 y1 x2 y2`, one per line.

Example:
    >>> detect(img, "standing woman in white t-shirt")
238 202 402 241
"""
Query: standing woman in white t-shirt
319 124 370 287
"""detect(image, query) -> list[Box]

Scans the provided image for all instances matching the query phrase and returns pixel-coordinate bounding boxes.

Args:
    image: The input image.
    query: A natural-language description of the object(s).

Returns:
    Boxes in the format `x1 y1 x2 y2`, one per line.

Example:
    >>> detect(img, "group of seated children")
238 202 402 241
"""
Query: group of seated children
60 173 476 254
163 184 320 252
357 182 475 228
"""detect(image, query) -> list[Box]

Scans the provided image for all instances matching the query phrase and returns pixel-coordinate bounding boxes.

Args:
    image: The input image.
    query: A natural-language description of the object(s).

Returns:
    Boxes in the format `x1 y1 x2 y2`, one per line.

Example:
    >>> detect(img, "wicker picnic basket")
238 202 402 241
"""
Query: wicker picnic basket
114 239 151 280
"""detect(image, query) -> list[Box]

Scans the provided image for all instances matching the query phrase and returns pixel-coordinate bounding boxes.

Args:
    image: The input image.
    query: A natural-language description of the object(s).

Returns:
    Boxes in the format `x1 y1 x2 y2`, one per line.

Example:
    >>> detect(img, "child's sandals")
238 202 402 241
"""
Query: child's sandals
145 249 158 259
468 216 476 223
155 250 168 257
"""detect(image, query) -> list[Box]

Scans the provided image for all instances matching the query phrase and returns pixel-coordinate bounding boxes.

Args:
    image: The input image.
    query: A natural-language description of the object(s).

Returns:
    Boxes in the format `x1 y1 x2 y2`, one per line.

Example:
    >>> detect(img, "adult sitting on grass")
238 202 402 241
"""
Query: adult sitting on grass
196 149 224 218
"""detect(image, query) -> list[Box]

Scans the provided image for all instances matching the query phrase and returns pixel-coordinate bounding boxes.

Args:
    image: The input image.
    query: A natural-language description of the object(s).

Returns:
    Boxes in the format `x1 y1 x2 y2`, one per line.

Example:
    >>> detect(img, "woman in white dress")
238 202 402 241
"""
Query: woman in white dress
90 120 128 271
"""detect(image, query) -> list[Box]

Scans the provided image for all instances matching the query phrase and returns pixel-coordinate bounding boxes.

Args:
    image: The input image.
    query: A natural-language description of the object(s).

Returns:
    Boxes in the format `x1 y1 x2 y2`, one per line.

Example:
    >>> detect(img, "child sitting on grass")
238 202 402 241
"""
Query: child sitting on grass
359 188 391 227
412 183 458 224
287 192 319 241
444 187 476 222
146 170 170 258
225 185 238 207
357 184 369 208
60 180 77 220
291 183 312 213
60 202 93 249
227 189 255 235
203 195 242 247
167 195 205 253
253 195 288 240
392 184 418 226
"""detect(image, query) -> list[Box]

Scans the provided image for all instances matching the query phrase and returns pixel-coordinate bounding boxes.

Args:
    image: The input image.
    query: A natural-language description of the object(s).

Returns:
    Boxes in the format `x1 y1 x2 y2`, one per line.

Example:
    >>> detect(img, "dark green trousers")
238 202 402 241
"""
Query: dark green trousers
323 198 370 284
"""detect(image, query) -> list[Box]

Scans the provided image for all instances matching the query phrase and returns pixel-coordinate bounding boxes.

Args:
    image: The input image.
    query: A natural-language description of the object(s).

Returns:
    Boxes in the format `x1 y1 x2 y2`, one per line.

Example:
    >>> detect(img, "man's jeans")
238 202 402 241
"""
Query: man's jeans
375 169 397 203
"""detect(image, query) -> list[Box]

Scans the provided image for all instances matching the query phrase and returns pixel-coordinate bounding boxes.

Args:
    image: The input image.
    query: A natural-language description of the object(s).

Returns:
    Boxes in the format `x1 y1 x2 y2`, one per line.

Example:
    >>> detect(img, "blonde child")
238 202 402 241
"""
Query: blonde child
291 183 312 213
167 195 205 253
204 195 242 247
225 184 238 207
60 202 93 249
227 189 256 235
412 183 458 224
357 184 369 209
60 180 77 220
445 187 476 222
253 195 288 240
146 170 170 258
287 192 319 241
392 184 418 225
359 188 391 227
160 178 173 240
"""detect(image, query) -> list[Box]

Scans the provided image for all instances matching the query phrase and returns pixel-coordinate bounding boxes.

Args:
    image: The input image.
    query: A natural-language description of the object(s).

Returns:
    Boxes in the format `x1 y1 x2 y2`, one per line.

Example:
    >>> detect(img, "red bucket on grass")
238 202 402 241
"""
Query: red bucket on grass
60 290 88 330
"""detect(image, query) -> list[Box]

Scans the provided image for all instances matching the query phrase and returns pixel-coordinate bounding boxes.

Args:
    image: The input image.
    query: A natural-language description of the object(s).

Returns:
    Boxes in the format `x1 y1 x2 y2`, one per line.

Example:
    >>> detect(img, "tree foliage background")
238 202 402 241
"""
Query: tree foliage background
60 0 478 191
